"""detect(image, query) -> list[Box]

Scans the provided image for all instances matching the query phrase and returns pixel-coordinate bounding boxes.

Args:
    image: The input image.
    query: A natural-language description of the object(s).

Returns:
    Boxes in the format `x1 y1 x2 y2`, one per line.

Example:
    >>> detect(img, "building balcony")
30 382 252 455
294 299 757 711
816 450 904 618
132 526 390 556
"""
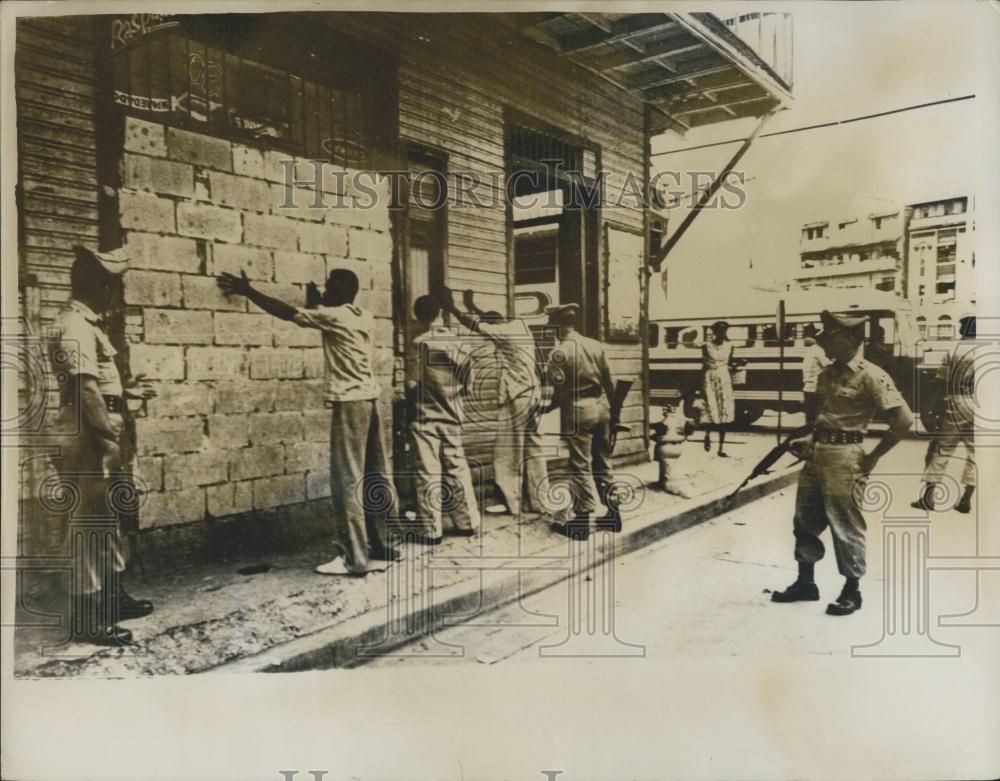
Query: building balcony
796 256 899 280
908 213 968 233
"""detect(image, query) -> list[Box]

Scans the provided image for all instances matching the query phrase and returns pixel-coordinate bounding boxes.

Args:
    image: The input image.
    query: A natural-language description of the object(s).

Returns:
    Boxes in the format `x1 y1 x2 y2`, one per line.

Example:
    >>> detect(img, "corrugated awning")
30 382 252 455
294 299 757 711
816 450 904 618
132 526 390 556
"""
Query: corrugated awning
509 11 793 134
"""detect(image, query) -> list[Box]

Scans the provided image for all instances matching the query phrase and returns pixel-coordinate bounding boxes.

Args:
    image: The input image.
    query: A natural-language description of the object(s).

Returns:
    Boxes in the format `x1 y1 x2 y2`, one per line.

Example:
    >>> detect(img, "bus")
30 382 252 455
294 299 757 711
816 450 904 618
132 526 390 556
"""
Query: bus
649 288 938 429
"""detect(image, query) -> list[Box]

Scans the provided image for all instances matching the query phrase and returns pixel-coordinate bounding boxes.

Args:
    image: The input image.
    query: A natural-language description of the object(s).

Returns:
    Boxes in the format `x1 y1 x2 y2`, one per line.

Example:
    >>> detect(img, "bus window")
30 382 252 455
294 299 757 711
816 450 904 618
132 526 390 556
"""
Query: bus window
781 322 796 346
745 324 758 346
665 327 683 348
761 323 778 347
877 316 895 345
648 322 659 348
726 325 749 345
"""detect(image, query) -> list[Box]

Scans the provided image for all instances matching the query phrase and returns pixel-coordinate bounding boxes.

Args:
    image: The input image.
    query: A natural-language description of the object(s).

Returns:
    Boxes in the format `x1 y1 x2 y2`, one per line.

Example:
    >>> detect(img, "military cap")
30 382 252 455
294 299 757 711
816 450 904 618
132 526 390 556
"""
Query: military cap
73 244 129 275
545 302 580 321
819 309 866 332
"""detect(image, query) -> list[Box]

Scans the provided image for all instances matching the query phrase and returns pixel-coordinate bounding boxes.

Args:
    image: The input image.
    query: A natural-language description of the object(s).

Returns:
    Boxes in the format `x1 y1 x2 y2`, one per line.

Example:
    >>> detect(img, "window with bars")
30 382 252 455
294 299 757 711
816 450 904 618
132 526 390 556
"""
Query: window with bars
109 14 396 168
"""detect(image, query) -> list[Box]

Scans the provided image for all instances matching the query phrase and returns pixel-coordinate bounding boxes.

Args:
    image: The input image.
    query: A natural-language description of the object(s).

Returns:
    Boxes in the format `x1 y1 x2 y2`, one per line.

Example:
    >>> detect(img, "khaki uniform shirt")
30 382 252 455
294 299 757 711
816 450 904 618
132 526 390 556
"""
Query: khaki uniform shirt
815 351 909 433
53 299 123 401
293 304 381 402
547 331 613 404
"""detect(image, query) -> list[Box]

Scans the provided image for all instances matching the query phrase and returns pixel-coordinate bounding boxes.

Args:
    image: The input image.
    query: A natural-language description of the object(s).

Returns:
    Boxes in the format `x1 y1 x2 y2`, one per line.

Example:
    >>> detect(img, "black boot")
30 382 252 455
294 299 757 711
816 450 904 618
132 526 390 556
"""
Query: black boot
554 515 590 540
910 482 937 512
106 572 154 621
771 562 819 603
370 543 403 560
117 584 154 621
826 580 863 616
955 485 975 514
70 592 133 646
594 507 623 533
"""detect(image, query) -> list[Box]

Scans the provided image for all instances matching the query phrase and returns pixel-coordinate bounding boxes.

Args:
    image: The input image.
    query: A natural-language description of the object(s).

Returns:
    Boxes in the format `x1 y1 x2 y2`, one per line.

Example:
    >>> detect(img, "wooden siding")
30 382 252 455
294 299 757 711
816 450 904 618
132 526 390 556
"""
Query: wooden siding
329 12 649 464
15 12 652 468
15 17 101 327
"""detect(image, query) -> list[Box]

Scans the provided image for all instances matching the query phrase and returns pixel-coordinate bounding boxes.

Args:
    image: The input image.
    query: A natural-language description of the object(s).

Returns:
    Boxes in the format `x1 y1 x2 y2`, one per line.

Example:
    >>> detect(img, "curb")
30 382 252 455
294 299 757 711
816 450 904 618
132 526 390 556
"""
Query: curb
214 465 801 673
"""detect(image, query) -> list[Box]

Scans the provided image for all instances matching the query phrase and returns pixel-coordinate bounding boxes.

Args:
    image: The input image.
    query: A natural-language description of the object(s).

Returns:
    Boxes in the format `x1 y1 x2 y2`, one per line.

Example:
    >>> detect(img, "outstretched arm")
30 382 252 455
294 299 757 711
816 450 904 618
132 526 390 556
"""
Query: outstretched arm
218 271 296 321
440 287 479 332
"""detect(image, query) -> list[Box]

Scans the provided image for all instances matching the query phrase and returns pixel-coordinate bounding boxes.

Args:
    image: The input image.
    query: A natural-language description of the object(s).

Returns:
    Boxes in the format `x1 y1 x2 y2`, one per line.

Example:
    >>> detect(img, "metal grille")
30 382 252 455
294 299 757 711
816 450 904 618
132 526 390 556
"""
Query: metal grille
507 124 584 174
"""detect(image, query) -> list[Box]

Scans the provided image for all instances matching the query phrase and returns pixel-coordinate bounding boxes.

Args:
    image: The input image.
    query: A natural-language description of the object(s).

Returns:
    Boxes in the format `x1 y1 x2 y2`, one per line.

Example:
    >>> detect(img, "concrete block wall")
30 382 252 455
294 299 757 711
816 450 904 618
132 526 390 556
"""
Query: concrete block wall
118 117 396 530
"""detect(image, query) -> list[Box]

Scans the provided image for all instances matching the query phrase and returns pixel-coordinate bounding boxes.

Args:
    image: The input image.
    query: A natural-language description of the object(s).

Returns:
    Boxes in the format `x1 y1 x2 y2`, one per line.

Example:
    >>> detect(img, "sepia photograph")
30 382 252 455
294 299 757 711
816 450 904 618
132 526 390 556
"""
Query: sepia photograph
1 1 998 779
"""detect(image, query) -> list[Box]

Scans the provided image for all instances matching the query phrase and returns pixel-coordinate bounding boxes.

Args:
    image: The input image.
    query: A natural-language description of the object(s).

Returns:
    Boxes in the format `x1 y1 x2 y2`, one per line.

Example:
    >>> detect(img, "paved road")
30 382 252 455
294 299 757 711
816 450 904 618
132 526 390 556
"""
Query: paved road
366 438 984 666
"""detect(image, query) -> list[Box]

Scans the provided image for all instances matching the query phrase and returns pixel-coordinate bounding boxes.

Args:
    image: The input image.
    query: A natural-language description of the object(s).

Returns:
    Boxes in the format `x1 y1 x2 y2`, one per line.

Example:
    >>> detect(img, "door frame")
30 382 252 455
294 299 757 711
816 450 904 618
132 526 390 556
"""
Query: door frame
503 108 603 338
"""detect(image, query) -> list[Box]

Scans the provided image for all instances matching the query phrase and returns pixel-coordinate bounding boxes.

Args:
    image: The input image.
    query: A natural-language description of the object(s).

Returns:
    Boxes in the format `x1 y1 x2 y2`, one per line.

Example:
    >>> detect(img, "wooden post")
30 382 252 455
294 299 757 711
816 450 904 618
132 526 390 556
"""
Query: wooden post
650 108 777 272
777 298 785 442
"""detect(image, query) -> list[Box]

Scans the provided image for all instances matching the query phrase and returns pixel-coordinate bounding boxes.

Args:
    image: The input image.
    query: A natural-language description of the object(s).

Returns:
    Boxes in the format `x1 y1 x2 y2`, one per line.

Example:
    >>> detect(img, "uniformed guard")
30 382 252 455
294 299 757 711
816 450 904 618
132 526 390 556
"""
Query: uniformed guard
543 303 621 539
50 245 154 645
912 314 976 513
772 309 913 616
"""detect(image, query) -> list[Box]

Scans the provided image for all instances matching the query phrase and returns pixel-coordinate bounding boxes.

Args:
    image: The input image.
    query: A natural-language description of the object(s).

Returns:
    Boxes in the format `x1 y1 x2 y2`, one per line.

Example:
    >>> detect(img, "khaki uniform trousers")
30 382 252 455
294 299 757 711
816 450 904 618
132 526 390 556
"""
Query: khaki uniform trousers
924 397 975 487
52 411 127 596
412 419 481 537
793 442 868 579
556 396 616 522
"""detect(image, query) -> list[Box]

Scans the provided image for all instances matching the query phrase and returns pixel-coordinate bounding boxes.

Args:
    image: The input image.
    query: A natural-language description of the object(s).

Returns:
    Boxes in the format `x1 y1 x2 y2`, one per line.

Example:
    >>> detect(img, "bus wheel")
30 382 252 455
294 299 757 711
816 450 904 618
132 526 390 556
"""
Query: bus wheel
735 407 762 428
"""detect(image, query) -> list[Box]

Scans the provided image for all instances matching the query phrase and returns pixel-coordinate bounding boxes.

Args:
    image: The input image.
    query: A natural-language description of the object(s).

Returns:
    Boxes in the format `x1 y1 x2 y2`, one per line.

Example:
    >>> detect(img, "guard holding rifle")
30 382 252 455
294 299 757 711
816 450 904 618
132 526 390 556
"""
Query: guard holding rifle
543 303 625 539
772 310 912 616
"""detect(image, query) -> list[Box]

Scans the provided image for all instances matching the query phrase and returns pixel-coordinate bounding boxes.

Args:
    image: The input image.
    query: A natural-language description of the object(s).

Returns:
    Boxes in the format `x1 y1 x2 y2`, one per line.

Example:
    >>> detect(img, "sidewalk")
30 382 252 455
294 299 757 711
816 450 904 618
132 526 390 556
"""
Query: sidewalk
14 433 800 677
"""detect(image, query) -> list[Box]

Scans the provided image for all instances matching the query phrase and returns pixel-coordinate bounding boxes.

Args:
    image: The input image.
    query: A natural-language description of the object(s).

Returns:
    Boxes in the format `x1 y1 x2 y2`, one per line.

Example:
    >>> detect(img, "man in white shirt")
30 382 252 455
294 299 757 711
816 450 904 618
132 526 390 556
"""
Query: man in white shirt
441 288 545 517
800 323 829 424
219 268 399 575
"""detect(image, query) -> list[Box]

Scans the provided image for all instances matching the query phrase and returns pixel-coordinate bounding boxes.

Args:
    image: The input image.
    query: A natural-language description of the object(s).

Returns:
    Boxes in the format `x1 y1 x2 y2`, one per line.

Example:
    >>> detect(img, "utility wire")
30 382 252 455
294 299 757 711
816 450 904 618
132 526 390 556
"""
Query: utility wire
652 94 976 158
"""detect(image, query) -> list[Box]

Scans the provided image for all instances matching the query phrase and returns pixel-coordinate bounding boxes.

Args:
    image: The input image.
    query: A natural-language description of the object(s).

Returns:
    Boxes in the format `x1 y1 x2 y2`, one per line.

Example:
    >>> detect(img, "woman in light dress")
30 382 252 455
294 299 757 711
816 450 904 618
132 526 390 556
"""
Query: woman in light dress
701 320 735 457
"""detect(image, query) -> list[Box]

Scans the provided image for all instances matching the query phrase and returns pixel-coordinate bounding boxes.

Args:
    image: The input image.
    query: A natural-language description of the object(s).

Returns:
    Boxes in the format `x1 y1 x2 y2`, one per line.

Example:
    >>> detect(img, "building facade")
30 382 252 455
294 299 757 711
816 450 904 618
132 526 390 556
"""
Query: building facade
15 11 790 565
795 208 905 295
794 196 975 352
906 196 975 343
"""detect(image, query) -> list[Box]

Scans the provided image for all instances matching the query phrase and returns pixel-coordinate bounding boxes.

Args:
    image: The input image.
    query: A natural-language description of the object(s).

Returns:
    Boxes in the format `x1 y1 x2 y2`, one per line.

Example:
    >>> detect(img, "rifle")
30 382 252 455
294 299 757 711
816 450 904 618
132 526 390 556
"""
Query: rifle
608 379 633 452
724 422 812 505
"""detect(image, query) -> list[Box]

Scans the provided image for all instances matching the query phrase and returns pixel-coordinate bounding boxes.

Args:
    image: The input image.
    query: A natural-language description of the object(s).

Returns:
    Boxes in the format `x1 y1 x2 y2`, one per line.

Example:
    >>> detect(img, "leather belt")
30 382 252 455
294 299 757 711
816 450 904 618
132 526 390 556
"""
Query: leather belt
814 428 863 445
577 387 604 399
103 395 124 413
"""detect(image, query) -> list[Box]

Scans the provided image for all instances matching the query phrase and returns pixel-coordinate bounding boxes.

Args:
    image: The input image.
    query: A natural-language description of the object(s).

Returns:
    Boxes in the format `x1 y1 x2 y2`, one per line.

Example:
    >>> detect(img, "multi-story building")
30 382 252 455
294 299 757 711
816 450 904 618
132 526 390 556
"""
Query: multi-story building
906 196 975 342
795 206 905 294
793 196 975 347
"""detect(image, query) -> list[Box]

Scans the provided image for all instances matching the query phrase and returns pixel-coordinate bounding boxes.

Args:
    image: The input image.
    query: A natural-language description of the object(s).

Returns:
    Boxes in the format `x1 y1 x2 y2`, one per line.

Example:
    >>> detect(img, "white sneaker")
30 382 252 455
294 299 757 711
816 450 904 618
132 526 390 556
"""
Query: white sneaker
315 557 390 576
